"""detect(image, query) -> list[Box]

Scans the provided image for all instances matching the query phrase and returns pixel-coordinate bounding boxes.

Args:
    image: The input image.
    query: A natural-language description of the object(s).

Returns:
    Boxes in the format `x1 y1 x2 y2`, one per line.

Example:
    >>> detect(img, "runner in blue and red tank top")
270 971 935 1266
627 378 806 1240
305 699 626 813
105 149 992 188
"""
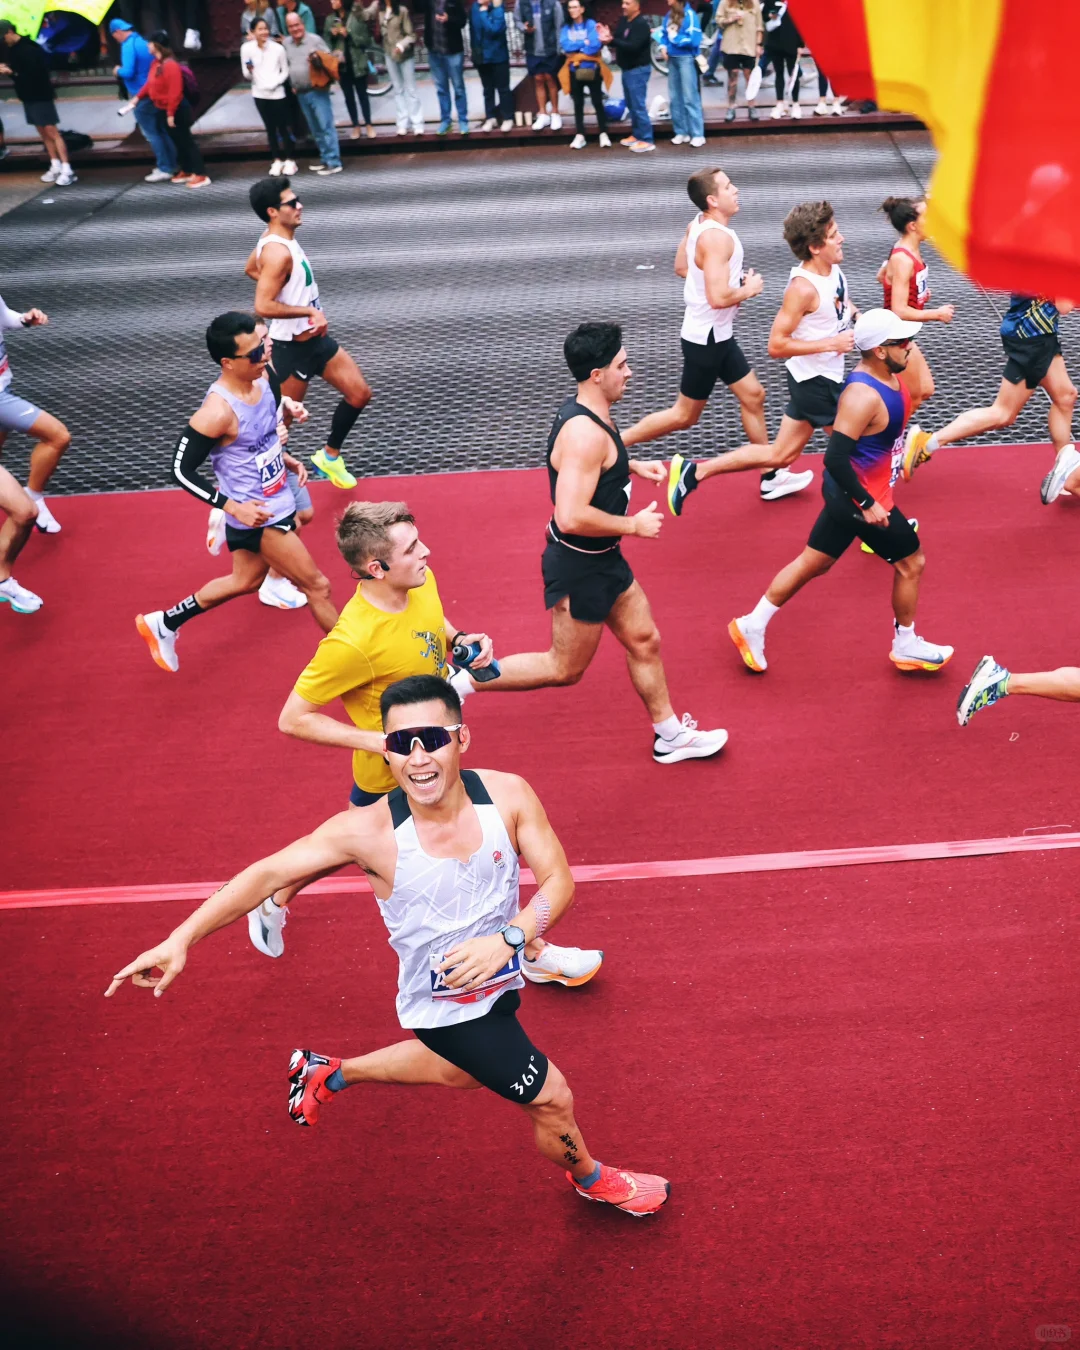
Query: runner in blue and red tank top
726 308 954 676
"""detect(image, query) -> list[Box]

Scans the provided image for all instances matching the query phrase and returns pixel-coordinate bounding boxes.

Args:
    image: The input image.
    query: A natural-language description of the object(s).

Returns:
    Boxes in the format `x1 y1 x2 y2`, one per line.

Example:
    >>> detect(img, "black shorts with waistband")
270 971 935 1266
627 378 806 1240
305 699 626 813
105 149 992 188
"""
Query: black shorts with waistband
225 511 299 553
271 333 340 385
679 333 752 401
542 535 635 624
412 989 549 1104
1001 333 1060 389
807 486 921 563
784 371 842 428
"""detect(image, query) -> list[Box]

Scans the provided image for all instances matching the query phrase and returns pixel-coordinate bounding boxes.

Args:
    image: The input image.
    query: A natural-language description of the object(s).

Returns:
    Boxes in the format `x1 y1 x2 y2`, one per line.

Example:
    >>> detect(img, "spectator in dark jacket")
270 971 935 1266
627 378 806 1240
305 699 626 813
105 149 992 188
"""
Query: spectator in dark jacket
515 0 563 130
0 20 74 185
421 0 470 134
762 0 802 118
598 0 653 152
470 0 513 131
111 17 178 180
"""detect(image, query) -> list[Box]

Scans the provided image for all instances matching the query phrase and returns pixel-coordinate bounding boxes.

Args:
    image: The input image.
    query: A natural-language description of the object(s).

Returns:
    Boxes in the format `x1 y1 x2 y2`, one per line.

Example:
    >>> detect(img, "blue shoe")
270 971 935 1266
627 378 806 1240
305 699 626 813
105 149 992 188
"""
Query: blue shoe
667 454 698 517
436 121 452 136
956 655 1011 726
458 123 470 135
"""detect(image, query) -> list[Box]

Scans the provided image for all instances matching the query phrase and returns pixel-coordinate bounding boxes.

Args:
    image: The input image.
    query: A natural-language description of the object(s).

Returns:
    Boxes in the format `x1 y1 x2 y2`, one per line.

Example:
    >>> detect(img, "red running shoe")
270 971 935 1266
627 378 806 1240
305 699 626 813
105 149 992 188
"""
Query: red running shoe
567 1163 671 1217
287 1049 342 1127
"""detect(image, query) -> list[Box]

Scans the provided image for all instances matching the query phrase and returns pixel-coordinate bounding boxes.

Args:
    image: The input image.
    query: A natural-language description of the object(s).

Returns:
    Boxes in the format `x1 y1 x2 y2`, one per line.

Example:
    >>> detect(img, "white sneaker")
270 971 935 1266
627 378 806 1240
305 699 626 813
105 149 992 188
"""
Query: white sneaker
549 113 563 130
522 942 604 987
136 610 179 672
790 103 803 119
814 100 830 116
500 119 514 132
269 158 284 176
41 164 60 183
396 125 409 136
282 159 298 175
55 168 78 186
829 100 846 116
144 167 172 182
728 615 767 672
570 134 586 150
760 466 814 500
532 113 551 131
259 573 308 609
690 135 706 147
481 118 497 132
1041 443 1080 504
411 122 424 135
671 134 688 145
653 714 728 764
206 506 226 555
599 132 612 148
32 498 61 533
248 897 287 958
889 626 954 673
0 575 43 613
447 665 477 703
184 27 201 50
770 102 788 119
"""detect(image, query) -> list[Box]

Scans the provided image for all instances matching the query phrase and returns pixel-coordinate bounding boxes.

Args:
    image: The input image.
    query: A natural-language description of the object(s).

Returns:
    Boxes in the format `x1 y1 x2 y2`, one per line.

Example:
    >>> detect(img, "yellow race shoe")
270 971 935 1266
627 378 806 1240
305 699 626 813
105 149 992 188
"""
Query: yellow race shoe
311 448 357 490
901 426 933 481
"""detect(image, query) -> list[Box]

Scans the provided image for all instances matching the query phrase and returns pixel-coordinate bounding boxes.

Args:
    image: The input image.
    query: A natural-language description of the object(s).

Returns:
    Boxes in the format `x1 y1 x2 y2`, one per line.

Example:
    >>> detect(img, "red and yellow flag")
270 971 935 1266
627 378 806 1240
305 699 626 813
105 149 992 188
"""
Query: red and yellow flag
790 0 1080 299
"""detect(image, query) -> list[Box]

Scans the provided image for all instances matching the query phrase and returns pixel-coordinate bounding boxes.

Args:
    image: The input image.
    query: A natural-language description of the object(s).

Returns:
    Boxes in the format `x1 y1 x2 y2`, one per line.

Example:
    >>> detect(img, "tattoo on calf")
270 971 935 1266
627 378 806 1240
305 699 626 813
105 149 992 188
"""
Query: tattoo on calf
559 1131 580 1165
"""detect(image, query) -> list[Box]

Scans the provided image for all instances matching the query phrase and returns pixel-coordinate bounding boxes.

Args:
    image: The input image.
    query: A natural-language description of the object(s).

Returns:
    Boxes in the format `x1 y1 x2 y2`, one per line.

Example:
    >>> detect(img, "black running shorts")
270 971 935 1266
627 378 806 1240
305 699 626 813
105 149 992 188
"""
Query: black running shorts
679 333 752 401
1002 333 1061 390
542 538 635 624
808 490 921 563
271 333 340 385
413 990 549 1104
722 52 756 71
784 371 842 428
225 511 298 553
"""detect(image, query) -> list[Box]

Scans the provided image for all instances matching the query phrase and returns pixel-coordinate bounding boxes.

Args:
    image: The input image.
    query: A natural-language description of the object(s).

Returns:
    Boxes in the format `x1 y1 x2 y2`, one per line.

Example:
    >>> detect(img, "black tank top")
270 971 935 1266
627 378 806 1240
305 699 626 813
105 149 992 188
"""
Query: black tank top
546 396 630 553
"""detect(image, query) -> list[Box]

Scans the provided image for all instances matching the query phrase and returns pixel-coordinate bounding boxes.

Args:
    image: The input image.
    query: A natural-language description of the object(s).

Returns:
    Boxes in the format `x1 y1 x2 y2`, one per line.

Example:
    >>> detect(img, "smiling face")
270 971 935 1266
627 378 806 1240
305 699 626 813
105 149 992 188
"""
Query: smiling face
384 697 469 806
285 11 305 39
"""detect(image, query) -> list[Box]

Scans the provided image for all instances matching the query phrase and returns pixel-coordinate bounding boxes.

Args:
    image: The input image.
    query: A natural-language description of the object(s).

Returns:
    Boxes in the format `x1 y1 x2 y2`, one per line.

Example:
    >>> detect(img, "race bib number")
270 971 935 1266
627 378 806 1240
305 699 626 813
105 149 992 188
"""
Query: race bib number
256 439 286 496
889 432 905 486
915 270 929 304
430 951 521 1005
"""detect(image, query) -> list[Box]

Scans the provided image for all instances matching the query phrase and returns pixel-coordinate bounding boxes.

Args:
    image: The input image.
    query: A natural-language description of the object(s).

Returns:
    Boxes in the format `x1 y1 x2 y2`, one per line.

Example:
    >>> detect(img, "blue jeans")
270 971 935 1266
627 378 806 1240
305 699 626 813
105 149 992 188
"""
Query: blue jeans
134 97 177 173
621 64 652 142
429 49 468 128
667 52 704 139
297 87 341 168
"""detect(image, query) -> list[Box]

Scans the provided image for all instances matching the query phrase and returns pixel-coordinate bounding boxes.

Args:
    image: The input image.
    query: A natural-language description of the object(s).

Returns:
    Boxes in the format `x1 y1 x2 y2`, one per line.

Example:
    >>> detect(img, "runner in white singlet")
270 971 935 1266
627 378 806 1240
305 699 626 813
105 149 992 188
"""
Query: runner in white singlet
664 200 856 516
107 674 671 1218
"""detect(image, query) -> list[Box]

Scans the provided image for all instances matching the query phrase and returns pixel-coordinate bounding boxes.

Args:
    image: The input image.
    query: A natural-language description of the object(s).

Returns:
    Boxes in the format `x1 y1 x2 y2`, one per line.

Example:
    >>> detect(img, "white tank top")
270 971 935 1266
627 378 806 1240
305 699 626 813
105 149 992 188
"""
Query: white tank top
255 233 322 341
377 771 524 1030
784 263 851 383
681 217 744 344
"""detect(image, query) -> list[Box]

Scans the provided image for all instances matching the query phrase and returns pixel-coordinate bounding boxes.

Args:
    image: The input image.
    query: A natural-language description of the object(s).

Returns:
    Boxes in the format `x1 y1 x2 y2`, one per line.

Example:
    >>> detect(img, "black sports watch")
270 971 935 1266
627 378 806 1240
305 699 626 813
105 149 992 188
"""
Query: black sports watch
499 924 526 955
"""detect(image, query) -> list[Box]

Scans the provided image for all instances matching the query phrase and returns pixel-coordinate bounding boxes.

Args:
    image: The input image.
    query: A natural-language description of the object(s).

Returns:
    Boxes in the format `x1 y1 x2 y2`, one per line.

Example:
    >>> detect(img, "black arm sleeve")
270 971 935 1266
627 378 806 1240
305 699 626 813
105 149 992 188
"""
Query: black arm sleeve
823 430 875 510
172 424 228 508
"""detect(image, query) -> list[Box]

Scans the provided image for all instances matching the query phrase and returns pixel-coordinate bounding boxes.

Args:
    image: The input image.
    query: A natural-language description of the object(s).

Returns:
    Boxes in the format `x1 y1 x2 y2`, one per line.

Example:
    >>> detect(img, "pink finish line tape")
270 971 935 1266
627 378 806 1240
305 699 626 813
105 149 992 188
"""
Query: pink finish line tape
3 830 1080 912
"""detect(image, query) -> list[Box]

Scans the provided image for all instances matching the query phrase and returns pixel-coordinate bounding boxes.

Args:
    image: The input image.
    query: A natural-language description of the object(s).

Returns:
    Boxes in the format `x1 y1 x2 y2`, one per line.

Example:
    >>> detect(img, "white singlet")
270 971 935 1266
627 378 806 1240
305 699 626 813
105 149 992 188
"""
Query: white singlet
784 262 851 384
681 217 744 344
255 233 322 341
378 770 524 1031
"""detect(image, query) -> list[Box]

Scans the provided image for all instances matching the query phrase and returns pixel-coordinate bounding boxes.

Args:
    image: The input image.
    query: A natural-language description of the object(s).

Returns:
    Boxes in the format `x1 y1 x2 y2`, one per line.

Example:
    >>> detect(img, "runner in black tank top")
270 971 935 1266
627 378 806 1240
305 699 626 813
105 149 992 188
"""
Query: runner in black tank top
448 322 729 766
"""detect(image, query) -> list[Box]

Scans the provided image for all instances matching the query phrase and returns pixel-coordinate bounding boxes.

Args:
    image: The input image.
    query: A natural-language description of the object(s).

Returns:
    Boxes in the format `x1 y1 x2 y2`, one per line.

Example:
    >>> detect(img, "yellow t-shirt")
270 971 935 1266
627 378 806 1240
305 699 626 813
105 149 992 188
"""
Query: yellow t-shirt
293 569 447 793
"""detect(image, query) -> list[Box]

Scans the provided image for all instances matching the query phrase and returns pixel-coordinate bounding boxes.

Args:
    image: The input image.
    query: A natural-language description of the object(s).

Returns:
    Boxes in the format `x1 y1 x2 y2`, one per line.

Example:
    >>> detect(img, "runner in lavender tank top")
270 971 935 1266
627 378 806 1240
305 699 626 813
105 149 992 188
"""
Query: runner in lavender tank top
134 310 339 674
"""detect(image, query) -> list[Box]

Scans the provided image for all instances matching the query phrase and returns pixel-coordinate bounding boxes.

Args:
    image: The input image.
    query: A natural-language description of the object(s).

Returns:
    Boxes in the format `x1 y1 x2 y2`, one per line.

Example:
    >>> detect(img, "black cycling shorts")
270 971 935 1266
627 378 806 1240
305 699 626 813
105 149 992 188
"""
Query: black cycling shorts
679 333 752 401
271 333 340 385
1002 333 1060 390
784 371 842 429
542 538 635 624
722 52 756 71
413 989 549 1104
808 491 921 563
225 511 298 553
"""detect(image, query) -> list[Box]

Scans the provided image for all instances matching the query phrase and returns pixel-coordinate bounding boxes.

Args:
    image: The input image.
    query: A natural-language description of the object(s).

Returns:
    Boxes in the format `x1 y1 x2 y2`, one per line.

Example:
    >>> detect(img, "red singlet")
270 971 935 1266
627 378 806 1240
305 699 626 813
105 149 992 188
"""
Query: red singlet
882 245 928 311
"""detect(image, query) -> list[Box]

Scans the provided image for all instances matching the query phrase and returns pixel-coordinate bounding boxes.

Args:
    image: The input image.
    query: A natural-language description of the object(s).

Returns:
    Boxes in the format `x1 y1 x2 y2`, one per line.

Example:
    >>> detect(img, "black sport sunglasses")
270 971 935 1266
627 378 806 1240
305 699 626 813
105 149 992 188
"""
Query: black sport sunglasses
384 724 462 756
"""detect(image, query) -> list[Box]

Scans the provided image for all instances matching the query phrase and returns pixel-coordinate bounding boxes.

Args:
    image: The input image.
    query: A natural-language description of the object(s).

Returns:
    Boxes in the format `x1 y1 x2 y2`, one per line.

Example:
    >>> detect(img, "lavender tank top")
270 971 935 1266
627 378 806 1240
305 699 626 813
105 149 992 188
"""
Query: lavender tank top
208 378 295 529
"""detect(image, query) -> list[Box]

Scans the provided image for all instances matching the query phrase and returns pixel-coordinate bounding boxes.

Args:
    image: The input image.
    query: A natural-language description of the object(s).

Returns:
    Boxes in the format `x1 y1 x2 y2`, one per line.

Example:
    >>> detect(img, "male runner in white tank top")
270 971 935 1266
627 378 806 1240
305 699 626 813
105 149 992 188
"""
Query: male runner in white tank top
107 674 671 1218
667 201 857 517
243 177 372 492
622 169 808 499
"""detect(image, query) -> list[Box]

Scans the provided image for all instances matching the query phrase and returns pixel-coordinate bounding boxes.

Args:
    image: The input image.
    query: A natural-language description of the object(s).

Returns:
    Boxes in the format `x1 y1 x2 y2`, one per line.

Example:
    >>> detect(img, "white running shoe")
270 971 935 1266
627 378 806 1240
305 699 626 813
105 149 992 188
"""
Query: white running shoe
549 113 563 130
532 113 551 131
689 135 706 147
790 103 803 119
599 132 612 148
1041 443 1080 504
760 466 814 500
447 665 476 703
248 897 287 958
770 102 788 119
570 134 587 150
184 27 201 50
956 654 1011 727
0 575 43 613
206 507 226 555
671 134 688 145
652 714 728 764
814 100 830 116
269 158 284 176
500 119 514 132
481 118 497 132
41 164 60 183
889 626 953 672
259 574 308 609
144 167 172 182
522 942 604 987
728 615 766 672
136 610 179 672
33 498 61 533
55 167 77 186
282 159 298 175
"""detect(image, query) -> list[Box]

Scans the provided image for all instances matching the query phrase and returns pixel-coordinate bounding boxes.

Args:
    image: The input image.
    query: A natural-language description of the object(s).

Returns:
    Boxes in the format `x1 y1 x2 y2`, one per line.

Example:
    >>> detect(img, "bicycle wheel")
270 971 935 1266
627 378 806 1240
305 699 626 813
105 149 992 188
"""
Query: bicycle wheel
365 53 392 96
650 34 669 76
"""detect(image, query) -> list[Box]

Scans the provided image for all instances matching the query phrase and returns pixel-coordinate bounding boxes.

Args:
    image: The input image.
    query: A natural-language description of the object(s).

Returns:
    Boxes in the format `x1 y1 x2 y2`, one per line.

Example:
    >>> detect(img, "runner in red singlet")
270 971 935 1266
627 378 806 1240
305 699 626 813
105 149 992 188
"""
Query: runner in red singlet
877 196 954 412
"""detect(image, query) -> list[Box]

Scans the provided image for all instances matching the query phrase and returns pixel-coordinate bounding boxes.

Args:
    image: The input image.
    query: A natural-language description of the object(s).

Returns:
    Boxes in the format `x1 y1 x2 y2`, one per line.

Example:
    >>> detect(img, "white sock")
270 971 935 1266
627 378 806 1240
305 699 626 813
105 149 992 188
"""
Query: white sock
653 714 682 741
926 433 941 452
747 596 780 630
50 157 61 171
26 488 43 502
895 621 914 641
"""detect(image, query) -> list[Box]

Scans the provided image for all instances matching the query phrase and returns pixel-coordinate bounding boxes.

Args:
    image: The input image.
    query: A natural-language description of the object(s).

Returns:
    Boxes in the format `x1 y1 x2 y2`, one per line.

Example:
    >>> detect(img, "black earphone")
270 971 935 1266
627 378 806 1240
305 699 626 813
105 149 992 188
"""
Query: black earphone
373 559 390 576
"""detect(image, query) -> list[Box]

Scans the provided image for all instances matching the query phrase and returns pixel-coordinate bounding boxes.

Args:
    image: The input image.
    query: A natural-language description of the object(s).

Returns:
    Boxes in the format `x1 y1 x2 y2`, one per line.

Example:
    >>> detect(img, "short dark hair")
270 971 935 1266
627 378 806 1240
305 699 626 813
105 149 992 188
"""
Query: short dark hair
206 311 259 363
249 176 292 223
687 167 724 213
380 675 462 727
880 195 921 234
564 322 623 382
0 20 15 37
782 201 835 262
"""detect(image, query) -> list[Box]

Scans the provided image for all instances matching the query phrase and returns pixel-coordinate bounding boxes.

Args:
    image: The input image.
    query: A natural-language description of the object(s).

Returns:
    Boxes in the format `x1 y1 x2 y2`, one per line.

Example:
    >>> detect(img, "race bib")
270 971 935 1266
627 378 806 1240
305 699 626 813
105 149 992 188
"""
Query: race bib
430 951 521 1005
915 270 929 304
889 432 905 486
256 439 286 496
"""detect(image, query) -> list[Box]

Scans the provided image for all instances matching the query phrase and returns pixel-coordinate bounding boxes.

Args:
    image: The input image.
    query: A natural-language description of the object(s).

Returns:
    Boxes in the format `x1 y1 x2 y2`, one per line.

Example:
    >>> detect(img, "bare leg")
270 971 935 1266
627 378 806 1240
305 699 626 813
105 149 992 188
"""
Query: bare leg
931 377 1030 447
259 527 337 631
604 579 673 722
727 69 738 107
1039 355 1077 452
729 370 768 444
1007 668 1080 700
268 503 314 582
0 464 35 579
194 548 268 610
39 124 70 166
890 550 924 627
471 597 605 691
900 342 934 413
621 394 707 448
340 1038 481 1087
764 545 836 606
24 410 72 492
697 416 815 481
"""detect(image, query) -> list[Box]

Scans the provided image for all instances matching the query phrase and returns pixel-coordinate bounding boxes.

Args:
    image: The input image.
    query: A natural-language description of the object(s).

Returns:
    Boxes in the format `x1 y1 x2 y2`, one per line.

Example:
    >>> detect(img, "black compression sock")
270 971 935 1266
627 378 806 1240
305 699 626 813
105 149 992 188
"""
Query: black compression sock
326 398 364 452
760 469 777 482
162 594 205 632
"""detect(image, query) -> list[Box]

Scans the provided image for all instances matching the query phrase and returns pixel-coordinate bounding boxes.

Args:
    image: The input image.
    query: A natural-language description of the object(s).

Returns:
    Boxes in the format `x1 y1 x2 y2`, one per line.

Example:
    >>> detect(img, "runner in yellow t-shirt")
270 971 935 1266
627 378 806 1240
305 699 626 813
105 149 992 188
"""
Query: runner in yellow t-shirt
248 500 604 988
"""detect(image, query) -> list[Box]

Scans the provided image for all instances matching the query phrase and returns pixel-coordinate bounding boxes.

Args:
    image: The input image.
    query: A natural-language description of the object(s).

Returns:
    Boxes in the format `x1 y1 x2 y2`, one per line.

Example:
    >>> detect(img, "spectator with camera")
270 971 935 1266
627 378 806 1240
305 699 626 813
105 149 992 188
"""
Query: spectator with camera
283 8 344 172
597 0 653 153
470 0 513 132
243 15 297 172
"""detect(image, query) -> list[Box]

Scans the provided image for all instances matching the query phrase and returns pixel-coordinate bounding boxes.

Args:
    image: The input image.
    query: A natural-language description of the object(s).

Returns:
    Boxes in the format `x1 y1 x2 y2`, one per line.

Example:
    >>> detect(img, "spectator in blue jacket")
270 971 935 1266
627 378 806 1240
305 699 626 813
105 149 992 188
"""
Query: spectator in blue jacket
110 17 178 181
470 0 513 131
559 0 610 149
657 0 704 146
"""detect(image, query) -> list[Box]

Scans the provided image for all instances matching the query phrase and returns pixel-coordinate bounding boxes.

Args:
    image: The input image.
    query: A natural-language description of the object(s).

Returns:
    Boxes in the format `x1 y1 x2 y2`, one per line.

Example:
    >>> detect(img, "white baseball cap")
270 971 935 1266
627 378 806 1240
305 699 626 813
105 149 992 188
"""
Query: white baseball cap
853 308 922 351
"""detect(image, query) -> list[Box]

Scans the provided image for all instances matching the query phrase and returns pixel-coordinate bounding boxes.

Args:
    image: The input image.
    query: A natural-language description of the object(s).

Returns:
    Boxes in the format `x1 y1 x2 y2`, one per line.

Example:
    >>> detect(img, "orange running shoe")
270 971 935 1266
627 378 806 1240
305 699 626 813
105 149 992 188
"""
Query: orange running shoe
568 1163 671 1217
287 1049 342 1126
901 426 933 480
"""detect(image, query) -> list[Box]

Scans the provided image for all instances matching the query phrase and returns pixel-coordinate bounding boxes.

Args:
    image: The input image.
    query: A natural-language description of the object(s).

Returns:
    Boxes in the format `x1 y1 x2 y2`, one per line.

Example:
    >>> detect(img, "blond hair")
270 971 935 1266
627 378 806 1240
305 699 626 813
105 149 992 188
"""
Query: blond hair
336 501 415 572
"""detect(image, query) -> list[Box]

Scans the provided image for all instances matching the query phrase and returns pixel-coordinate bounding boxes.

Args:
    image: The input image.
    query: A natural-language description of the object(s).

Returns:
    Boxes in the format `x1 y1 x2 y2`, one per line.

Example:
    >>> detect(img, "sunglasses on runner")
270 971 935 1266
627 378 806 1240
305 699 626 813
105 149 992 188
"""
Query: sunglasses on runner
882 338 913 349
236 340 267 364
384 724 463 756
280 196 301 209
